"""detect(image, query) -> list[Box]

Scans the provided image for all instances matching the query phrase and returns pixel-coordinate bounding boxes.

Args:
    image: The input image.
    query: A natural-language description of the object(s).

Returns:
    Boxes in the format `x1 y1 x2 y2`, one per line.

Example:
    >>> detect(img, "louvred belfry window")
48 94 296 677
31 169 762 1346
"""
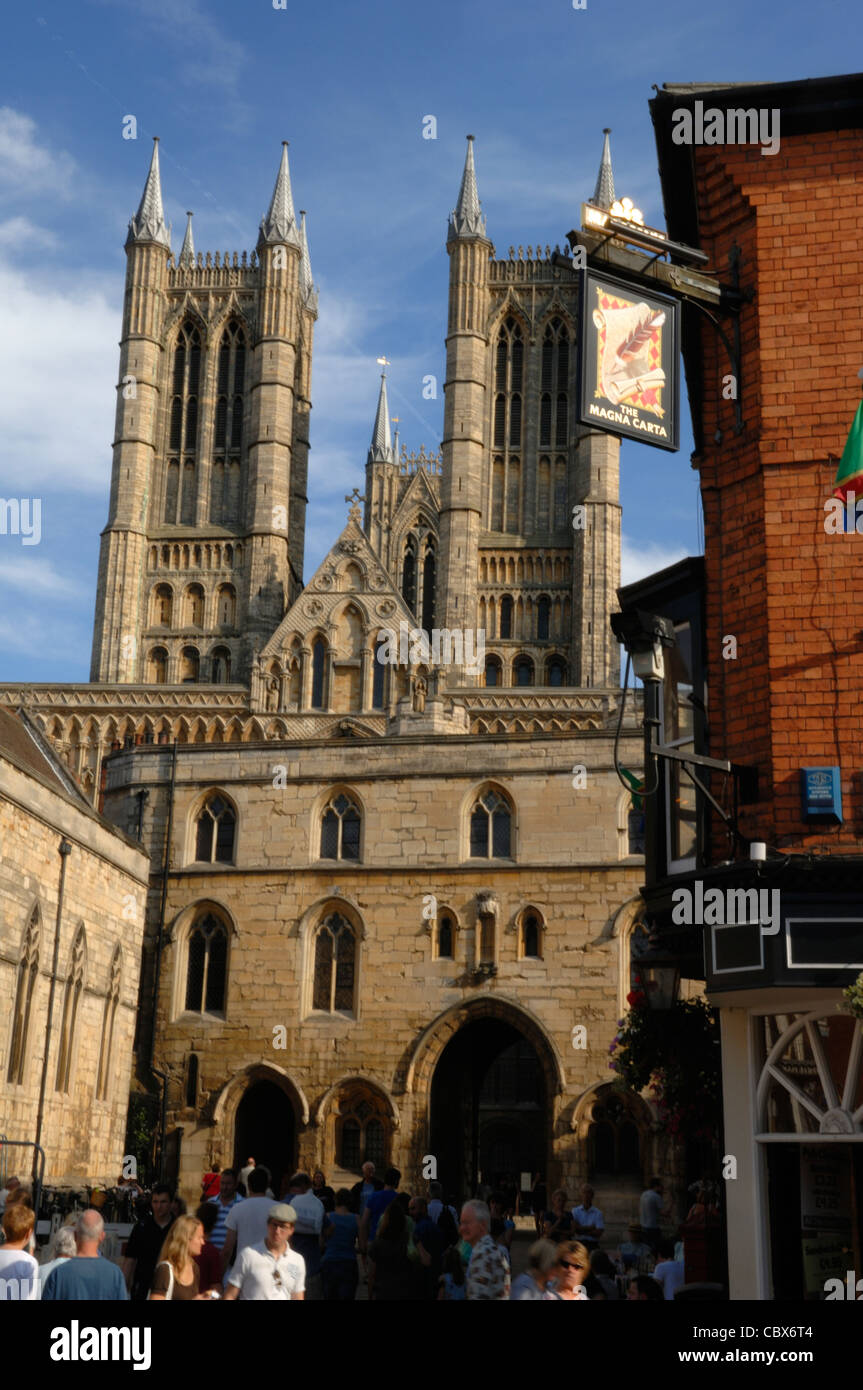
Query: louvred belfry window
491 318 523 532
538 320 570 529
165 321 201 524
211 321 246 526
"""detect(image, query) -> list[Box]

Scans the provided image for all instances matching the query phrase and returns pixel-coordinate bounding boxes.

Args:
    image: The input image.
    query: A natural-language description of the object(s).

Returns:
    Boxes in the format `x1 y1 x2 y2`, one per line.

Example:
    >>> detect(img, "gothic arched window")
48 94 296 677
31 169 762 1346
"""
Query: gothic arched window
422 543 436 632
212 321 246 526
499 595 513 640
491 318 524 531
520 911 541 959
195 792 236 863
320 792 361 861
437 913 454 959
546 657 566 686
152 584 173 628
311 638 326 709
402 539 417 613
96 947 122 1102
184 913 228 1014
165 321 200 524
470 787 513 858
312 913 357 1013
7 906 40 1085
537 595 551 641
372 636 387 709
56 925 86 1093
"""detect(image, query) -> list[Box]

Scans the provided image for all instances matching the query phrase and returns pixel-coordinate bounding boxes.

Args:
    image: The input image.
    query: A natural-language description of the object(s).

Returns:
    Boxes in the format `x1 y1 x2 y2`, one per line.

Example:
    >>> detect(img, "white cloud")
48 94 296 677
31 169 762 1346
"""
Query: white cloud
0 258 118 493
0 217 58 251
0 556 87 600
0 108 76 199
620 535 689 588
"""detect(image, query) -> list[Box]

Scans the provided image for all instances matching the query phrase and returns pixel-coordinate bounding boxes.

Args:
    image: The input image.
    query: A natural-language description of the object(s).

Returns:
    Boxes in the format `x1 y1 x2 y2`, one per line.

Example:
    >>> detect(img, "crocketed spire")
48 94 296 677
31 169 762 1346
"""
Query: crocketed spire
298 210 318 311
179 211 195 265
447 135 487 241
127 137 171 248
368 367 394 464
592 128 615 210
259 141 300 247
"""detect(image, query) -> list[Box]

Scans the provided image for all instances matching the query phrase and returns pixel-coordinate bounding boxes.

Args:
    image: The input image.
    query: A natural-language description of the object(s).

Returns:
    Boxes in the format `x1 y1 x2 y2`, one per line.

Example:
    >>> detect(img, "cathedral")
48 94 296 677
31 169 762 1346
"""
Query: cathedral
2 133 677 1217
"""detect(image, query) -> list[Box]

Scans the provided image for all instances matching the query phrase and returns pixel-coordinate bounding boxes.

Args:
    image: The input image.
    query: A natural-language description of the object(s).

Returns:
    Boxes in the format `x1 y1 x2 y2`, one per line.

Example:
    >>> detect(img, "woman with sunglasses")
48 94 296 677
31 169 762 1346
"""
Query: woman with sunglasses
544 1241 590 1300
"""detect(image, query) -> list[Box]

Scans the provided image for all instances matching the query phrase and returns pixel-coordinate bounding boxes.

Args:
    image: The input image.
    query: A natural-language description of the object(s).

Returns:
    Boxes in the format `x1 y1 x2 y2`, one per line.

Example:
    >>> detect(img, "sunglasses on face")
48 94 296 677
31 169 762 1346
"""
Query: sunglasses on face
558 1261 584 1271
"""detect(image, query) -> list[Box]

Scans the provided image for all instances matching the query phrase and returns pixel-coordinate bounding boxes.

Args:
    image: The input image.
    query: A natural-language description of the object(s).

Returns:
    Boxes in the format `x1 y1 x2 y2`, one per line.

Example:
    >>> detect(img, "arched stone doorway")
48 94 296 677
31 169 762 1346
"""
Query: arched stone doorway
429 1019 547 1202
233 1080 296 1198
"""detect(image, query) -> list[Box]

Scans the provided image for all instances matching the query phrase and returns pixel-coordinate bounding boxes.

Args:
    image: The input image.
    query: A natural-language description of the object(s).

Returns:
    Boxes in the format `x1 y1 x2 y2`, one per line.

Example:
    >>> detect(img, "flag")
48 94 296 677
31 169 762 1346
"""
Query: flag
833 402 863 503
620 767 644 812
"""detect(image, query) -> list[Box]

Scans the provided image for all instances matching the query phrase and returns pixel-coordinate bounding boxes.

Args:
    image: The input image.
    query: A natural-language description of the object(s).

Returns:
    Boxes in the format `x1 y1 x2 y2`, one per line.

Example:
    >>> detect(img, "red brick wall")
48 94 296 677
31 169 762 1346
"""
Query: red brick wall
692 128 863 850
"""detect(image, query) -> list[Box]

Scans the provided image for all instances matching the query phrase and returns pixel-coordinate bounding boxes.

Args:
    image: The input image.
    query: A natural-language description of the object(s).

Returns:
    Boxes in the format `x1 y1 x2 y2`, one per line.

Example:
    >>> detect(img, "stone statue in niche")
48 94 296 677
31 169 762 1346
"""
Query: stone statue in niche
265 676 279 712
413 676 427 713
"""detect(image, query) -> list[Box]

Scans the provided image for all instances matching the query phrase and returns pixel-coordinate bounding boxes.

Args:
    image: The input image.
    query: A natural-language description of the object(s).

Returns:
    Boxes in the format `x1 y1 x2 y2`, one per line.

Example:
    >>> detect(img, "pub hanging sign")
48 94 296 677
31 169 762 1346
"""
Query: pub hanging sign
579 269 680 451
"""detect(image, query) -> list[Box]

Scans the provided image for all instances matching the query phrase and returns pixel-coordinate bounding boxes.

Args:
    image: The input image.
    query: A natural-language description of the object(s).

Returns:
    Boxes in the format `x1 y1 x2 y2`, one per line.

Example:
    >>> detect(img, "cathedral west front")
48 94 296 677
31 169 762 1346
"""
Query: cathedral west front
2 131 678 1222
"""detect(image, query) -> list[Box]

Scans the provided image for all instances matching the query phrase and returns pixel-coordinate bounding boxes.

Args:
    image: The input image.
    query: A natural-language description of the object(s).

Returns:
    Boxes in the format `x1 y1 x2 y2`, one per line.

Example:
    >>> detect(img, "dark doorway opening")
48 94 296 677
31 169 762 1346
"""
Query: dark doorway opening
234 1080 296 1198
429 1018 546 1205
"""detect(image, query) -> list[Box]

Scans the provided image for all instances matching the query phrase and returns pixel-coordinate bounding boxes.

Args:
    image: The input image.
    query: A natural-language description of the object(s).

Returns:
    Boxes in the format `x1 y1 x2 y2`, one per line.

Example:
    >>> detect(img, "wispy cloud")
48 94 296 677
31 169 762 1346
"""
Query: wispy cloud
0 556 88 599
0 217 58 251
621 535 689 588
0 107 77 199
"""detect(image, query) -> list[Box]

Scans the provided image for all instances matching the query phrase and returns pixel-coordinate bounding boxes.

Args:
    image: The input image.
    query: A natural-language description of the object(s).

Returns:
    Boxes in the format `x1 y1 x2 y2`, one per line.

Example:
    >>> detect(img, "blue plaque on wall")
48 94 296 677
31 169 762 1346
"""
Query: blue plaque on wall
801 767 842 821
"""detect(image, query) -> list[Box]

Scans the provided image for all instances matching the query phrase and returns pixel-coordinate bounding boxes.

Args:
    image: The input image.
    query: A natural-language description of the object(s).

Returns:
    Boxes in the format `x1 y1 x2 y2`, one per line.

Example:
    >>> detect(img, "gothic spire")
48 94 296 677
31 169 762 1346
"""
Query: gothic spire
179 211 195 265
368 364 394 464
127 137 171 248
592 128 615 210
259 141 300 247
298 210 318 311
448 135 487 241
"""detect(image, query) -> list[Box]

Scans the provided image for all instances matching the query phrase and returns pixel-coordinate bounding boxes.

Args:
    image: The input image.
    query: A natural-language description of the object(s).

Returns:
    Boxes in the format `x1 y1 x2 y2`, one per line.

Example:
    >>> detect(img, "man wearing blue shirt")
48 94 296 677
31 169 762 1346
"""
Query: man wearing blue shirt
571 1184 605 1249
43 1210 128 1301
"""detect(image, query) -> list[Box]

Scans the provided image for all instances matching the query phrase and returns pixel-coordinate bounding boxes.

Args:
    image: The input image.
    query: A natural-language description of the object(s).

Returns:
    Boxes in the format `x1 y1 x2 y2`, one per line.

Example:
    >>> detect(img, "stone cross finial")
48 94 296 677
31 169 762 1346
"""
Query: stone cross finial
344 488 365 523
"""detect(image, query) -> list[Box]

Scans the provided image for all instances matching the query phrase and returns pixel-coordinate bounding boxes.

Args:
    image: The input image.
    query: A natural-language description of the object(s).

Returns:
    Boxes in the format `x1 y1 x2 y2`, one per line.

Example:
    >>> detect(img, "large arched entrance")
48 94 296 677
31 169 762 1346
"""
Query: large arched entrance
429 1018 547 1201
234 1080 296 1196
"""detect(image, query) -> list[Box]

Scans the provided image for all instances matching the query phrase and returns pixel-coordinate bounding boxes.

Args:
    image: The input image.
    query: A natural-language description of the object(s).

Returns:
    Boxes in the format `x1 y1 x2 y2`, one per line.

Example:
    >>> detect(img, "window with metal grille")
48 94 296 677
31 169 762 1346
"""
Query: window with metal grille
184 914 228 1013
470 789 512 858
341 1118 361 1169
195 793 236 863
312 913 356 1013
364 1118 385 1167
320 793 361 860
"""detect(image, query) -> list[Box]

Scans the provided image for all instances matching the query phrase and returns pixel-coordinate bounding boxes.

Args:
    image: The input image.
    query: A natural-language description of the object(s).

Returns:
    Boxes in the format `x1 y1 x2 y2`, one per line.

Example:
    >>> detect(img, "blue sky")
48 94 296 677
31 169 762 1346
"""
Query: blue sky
0 0 855 680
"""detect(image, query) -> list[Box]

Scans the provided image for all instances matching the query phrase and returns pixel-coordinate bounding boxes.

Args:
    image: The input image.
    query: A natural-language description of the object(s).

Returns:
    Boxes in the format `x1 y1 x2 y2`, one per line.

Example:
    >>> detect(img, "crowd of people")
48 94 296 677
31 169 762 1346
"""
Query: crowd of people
0 1161 695 1302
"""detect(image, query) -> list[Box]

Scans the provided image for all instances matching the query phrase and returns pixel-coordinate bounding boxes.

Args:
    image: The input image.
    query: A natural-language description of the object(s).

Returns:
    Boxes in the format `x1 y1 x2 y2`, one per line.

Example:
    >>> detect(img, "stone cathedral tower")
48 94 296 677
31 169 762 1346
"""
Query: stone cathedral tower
90 139 317 687
370 135 621 694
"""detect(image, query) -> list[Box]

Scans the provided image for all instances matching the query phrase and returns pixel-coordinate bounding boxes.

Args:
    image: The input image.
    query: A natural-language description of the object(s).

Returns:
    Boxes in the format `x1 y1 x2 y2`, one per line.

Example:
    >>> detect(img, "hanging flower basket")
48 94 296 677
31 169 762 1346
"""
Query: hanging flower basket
610 993 722 1140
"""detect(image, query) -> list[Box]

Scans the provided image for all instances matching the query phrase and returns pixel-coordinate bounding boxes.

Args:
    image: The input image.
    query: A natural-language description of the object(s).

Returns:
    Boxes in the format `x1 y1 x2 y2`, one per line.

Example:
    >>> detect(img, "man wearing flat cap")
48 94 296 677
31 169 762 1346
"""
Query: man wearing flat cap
223 1203 305 1301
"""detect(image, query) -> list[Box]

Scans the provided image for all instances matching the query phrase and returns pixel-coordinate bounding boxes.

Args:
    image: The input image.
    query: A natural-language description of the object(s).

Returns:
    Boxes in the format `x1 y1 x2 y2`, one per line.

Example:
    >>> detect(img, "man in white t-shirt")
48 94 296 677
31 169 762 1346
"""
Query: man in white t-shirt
640 1177 666 1250
285 1173 324 1298
651 1239 685 1300
223 1204 305 1301
221 1167 276 1275
571 1184 605 1248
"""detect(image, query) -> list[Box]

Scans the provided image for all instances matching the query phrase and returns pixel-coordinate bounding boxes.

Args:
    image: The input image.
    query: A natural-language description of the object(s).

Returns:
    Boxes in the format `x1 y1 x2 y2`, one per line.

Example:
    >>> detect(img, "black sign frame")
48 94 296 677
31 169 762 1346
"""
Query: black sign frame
578 268 680 451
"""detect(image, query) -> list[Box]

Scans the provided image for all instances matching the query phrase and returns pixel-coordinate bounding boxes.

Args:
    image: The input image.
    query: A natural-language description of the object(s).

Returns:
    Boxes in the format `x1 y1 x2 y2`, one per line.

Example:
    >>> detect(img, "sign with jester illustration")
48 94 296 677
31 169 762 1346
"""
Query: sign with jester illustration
578 270 679 451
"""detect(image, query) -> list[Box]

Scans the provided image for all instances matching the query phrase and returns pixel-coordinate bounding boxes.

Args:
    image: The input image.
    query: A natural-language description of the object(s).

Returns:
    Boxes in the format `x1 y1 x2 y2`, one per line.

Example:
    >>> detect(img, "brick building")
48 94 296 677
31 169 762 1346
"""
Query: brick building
616 74 863 1298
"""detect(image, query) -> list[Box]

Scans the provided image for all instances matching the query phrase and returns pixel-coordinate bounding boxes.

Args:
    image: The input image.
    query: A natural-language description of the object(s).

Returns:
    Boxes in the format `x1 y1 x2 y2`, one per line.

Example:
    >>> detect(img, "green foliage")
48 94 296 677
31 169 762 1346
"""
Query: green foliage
610 992 722 1140
842 971 863 1021
124 1091 159 1185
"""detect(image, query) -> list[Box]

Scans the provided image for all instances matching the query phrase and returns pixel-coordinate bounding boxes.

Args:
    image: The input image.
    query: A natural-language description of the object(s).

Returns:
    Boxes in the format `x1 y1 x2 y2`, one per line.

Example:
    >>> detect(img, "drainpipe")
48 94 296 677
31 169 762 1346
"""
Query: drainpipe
33 838 73 1196
148 742 178 1181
